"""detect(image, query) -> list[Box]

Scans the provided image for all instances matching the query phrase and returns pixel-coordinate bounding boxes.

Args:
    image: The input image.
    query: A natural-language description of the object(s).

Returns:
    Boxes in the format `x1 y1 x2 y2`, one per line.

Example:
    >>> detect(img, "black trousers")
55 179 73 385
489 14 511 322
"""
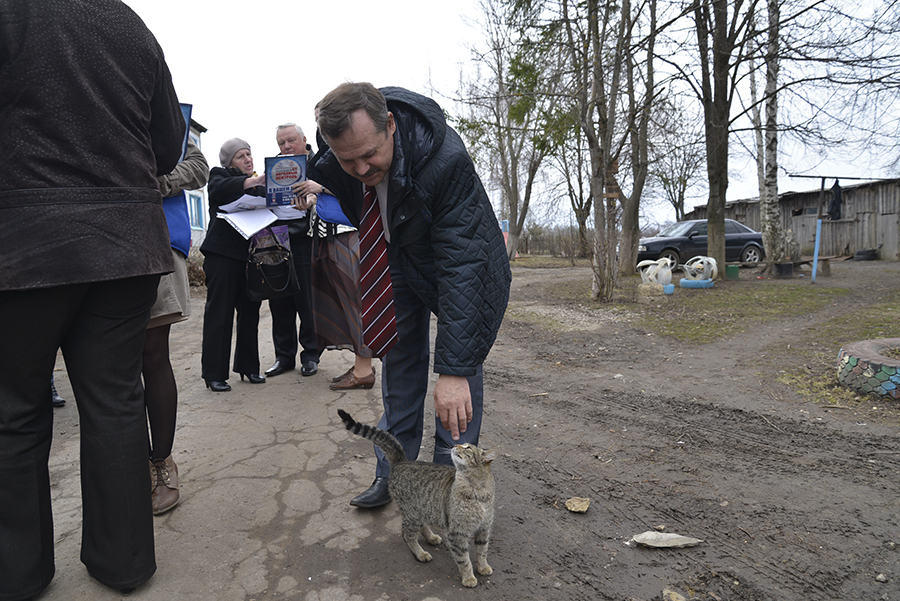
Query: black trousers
0 276 159 599
201 252 261 380
268 219 319 365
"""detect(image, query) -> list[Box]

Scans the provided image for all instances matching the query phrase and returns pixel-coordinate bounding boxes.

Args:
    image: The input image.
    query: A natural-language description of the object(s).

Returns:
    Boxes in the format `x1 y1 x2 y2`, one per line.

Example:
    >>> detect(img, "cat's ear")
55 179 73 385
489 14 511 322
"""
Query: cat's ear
482 449 498 464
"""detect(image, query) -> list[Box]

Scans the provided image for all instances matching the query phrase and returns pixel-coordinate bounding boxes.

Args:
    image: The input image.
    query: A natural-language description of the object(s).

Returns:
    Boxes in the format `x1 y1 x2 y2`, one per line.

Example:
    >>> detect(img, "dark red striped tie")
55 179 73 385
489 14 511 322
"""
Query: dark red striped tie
359 185 398 357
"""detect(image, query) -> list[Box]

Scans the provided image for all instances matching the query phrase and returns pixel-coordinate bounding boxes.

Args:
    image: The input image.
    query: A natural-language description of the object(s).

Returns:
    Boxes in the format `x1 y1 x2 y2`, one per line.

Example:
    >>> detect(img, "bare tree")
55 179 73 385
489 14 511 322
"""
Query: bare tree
728 0 900 268
649 96 707 221
700 0 900 269
550 125 594 257
769 2 900 162
758 0 783 264
553 0 661 299
572 0 626 299
689 0 761 271
617 0 658 276
454 0 562 260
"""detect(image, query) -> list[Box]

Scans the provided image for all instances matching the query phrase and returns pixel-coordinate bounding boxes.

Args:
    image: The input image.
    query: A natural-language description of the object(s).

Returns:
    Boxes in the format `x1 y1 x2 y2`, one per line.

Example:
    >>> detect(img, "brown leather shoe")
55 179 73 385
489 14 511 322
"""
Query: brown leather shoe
329 368 376 390
150 455 180 515
331 367 355 383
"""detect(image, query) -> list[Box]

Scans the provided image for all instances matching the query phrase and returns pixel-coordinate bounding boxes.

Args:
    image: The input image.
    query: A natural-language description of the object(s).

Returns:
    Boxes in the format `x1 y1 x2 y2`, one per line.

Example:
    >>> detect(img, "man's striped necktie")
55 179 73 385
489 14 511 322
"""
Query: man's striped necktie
359 185 398 357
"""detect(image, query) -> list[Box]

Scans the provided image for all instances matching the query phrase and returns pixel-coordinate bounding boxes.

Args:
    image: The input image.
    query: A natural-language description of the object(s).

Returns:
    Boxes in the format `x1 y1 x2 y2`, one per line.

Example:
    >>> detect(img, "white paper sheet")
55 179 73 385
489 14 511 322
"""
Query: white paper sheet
217 208 277 239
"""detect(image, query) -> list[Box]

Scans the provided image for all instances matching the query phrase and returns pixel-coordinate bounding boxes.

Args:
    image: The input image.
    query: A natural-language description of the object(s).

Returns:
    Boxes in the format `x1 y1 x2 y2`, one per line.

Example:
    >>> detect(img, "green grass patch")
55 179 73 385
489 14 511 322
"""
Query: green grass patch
519 272 853 344
631 280 850 343
770 288 900 410
797 291 900 347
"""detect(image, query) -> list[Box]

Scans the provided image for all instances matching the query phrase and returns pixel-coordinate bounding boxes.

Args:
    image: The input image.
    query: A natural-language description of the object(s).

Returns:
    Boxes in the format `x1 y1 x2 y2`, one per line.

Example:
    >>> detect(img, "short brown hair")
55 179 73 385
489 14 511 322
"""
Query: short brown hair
316 82 390 141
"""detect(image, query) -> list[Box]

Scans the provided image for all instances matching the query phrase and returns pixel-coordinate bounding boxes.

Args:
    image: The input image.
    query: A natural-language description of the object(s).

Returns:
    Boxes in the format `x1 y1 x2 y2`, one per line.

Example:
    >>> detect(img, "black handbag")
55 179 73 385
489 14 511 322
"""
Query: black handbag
246 242 300 302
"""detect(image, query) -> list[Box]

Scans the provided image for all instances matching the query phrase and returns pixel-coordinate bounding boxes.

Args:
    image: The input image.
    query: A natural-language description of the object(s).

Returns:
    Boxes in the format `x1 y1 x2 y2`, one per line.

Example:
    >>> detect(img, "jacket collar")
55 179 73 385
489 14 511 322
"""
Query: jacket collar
382 87 446 203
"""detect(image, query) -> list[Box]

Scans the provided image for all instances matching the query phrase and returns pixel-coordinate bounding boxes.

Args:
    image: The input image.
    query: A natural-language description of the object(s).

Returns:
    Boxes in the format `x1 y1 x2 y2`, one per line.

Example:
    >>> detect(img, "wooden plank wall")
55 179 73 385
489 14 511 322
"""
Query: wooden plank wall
686 179 900 260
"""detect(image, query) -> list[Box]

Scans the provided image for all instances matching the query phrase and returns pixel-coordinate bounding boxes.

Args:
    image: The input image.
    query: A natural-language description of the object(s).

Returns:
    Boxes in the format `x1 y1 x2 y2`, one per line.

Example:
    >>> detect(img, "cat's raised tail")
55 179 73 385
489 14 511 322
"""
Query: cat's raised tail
338 409 407 465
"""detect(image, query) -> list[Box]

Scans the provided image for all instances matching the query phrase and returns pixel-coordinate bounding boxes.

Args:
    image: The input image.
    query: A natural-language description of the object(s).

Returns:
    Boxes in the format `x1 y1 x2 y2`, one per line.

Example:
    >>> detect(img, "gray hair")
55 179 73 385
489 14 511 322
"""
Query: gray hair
276 123 305 138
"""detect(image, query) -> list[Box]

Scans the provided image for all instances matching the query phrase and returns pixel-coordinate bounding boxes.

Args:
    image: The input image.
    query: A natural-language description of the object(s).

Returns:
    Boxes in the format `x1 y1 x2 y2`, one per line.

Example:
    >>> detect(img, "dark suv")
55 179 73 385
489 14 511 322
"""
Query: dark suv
637 219 765 266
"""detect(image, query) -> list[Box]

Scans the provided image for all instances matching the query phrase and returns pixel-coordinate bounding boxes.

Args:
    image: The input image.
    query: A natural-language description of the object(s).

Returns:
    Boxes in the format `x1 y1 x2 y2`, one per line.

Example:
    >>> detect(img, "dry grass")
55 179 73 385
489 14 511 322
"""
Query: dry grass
510 255 593 269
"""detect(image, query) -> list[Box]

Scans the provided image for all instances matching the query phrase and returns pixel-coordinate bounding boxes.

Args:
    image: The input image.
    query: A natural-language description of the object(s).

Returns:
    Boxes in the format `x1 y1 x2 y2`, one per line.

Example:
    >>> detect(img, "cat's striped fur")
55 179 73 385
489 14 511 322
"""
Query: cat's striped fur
338 409 497 587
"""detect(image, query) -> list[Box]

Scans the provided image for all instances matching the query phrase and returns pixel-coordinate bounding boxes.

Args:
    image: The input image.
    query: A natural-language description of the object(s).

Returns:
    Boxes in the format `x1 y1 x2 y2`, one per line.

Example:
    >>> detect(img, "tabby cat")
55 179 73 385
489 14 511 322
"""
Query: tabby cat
337 409 497 588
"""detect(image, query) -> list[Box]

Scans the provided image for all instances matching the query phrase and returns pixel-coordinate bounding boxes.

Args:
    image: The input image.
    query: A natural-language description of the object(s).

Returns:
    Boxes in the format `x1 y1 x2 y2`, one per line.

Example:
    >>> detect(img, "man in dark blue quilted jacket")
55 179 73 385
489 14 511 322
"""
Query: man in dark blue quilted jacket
311 83 511 508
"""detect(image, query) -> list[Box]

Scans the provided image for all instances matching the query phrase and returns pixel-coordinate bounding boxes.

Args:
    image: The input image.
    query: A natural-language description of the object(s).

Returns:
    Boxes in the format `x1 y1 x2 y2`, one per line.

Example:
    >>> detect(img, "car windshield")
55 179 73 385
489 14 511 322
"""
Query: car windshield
655 221 696 238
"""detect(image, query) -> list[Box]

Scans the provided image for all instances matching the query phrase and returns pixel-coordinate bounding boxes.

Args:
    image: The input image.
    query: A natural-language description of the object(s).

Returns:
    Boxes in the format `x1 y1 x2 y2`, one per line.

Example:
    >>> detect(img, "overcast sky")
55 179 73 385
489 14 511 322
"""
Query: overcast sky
122 0 892 224
123 0 478 170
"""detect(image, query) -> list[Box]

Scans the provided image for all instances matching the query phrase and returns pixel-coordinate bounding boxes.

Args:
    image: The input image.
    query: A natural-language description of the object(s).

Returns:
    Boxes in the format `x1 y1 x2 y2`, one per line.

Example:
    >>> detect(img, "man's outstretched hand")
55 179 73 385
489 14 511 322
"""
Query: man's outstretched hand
433 374 472 441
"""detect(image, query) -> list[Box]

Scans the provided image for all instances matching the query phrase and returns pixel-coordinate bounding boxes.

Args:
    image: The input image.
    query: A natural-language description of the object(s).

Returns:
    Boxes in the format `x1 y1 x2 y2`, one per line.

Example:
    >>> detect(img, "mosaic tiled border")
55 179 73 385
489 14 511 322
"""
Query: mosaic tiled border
837 338 900 401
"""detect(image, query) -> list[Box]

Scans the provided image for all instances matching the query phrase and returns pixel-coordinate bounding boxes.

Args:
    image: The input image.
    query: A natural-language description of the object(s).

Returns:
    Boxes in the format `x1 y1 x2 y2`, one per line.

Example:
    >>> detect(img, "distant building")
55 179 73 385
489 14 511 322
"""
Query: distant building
685 178 900 260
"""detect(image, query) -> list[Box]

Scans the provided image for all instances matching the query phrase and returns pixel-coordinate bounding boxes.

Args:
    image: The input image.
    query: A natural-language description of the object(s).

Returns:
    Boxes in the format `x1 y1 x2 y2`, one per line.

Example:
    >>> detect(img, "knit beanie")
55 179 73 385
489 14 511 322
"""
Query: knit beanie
219 137 251 167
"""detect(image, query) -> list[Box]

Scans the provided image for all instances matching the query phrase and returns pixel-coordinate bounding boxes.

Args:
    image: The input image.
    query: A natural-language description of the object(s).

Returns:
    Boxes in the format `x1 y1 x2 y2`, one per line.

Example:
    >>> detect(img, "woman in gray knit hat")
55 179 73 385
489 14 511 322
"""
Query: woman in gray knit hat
198 138 267 391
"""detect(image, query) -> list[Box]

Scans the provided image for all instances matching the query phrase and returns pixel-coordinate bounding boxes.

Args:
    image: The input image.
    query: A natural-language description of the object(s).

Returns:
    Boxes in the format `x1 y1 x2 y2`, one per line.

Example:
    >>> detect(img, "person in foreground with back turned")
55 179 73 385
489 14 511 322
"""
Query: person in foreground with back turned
0 0 185 597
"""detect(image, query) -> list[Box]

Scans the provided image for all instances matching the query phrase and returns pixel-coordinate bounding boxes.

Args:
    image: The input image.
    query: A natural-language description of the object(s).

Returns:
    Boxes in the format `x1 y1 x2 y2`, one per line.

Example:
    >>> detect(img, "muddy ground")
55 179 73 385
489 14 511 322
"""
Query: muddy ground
477 259 900 601
45 259 900 601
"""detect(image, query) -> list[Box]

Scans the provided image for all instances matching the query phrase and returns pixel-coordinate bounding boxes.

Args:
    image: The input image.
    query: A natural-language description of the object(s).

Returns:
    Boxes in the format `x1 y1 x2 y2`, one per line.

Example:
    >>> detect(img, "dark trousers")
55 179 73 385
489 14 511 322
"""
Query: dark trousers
201 252 261 380
268 220 319 365
374 265 484 478
0 276 159 599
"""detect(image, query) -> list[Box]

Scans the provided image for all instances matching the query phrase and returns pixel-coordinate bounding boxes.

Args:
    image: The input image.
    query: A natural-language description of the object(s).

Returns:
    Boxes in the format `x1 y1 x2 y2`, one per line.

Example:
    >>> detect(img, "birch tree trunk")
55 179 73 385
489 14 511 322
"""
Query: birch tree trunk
759 0 784 264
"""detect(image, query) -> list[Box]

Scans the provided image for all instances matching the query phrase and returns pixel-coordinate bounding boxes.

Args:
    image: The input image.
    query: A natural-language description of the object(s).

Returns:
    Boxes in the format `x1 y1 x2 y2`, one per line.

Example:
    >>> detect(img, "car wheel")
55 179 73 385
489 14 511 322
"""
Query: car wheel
659 249 680 268
741 246 762 264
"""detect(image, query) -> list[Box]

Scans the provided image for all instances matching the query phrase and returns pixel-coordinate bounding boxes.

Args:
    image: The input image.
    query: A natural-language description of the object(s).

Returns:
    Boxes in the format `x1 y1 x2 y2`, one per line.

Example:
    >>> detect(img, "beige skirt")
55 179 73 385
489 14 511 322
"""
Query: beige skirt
148 249 191 329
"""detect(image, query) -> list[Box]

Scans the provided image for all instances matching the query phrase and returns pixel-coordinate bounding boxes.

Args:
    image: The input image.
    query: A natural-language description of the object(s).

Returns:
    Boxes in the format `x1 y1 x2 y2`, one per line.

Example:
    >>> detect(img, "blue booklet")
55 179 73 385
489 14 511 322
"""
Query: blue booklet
177 103 192 161
265 154 307 207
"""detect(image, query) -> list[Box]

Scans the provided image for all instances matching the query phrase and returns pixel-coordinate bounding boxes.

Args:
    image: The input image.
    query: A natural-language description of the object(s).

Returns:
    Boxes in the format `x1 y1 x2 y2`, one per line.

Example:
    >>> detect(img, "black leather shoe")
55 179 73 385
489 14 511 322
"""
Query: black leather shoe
265 359 295 377
240 373 265 384
300 361 318 377
349 477 391 508
204 379 231 392
87 569 139 596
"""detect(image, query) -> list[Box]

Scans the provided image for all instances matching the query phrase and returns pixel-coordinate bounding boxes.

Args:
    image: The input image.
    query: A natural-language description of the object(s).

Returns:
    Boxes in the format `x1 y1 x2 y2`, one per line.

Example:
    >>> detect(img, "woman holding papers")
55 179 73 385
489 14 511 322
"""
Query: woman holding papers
199 138 267 392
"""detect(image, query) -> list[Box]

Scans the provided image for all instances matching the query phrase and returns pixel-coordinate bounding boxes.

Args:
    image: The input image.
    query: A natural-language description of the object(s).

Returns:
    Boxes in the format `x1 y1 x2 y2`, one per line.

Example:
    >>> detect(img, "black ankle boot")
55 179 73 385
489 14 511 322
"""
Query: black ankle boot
51 377 65 407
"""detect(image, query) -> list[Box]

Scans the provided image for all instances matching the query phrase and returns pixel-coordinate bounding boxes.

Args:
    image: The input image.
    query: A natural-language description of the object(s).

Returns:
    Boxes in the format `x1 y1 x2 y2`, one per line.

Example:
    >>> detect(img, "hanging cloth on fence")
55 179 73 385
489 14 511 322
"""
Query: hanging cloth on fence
827 179 842 220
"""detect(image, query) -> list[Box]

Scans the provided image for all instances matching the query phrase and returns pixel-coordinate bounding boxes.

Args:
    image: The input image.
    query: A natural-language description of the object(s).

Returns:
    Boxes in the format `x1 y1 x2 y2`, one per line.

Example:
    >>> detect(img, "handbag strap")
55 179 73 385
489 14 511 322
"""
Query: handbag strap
253 263 295 293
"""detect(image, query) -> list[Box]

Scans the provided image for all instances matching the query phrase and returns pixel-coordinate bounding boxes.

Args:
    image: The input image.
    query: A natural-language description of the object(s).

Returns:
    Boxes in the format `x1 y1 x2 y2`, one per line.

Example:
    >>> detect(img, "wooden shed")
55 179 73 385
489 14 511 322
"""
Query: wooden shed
685 178 900 260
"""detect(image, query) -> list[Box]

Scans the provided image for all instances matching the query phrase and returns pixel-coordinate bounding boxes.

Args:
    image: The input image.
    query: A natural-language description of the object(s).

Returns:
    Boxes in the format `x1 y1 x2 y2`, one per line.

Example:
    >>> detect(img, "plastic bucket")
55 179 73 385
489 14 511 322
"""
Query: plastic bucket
725 264 740 280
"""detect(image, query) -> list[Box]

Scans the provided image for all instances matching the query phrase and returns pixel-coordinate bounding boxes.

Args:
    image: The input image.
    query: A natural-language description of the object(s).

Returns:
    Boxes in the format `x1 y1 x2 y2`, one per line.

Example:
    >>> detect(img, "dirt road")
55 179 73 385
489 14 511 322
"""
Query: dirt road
44 260 900 600
489 260 900 601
